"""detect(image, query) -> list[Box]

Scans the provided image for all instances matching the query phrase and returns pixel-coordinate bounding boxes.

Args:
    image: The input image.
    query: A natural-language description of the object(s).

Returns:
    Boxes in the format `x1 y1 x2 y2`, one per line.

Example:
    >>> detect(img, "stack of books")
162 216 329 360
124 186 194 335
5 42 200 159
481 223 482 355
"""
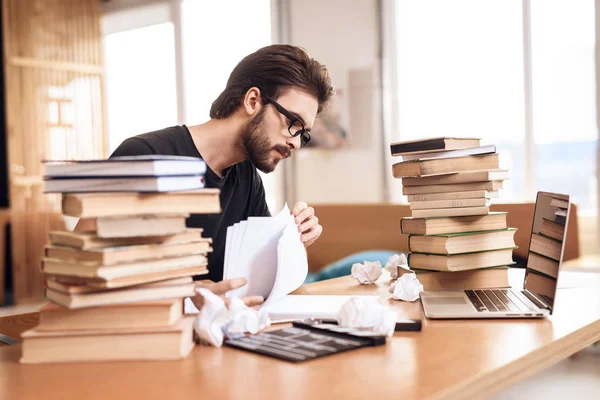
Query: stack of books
20 156 221 364
524 196 568 298
390 137 517 289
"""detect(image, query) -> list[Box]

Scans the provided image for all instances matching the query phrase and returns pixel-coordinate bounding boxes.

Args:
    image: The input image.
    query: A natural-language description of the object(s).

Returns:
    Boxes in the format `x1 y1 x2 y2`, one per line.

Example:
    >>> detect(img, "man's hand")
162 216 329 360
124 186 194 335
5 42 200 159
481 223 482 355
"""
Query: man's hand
190 278 264 310
292 201 323 247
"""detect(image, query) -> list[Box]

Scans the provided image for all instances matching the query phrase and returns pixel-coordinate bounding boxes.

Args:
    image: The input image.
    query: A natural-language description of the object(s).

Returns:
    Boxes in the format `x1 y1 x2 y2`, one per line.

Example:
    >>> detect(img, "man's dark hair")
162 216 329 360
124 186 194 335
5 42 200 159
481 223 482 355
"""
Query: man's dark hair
210 45 334 119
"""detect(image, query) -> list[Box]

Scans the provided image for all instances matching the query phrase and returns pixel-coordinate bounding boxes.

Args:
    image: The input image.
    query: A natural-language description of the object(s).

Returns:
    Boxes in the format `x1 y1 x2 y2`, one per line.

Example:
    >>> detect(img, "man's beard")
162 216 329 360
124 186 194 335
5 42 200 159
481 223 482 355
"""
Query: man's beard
242 107 291 173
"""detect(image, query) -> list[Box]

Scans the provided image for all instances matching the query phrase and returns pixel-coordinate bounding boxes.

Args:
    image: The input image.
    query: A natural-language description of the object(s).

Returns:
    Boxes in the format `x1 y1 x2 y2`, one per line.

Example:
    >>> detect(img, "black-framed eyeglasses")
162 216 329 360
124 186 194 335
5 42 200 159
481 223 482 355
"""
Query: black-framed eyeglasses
261 92 311 147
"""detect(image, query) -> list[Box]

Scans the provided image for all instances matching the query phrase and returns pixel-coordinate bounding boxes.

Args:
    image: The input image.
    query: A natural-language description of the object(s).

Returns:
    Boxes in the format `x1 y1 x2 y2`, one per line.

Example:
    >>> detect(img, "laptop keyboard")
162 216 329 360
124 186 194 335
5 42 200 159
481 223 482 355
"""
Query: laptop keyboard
465 289 539 312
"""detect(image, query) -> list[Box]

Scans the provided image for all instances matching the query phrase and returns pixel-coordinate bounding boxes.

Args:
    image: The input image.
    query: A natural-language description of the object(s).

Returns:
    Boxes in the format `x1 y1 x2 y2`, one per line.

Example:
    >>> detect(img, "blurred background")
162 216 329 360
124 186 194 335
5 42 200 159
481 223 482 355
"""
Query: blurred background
0 1 599 396
0 0 598 303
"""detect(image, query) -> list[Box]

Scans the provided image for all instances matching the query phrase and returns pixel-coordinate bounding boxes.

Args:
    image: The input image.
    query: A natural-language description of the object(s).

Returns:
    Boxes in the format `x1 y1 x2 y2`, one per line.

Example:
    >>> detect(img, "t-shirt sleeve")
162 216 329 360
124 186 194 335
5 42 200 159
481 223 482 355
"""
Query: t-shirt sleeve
250 169 271 217
109 137 155 158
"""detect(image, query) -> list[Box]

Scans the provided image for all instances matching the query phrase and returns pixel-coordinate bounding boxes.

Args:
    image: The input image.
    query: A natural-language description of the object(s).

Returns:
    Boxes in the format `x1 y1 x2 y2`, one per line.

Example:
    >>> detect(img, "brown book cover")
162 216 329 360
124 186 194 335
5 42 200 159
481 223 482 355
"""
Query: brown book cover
408 248 516 272
411 205 490 218
410 198 490 210
41 254 208 280
62 189 221 218
402 169 509 186
91 214 189 238
530 233 562 261
526 251 559 279
37 299 184 330
539 219 565 242
48 228 207 250
401 213 508 235
45 281 195 309
406 190 497 202
46 276 192 294
45 239 212 265
410 267 511 290
524 271 557 298
46 265 207 289
392 154 499 178
20 316 195 364
408 229 517 255
402 180 503 195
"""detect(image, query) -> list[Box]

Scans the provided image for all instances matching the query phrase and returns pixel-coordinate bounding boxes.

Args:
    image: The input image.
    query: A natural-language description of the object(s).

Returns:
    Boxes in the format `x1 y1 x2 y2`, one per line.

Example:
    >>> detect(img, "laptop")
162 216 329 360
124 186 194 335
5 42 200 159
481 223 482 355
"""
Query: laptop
420 191 571 319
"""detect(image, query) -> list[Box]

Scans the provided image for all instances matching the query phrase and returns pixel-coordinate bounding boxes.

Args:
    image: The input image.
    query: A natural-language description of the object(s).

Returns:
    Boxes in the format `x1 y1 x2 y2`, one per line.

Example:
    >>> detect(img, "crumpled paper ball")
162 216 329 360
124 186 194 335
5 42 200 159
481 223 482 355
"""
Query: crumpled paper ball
389 272 423 302
351 261 383 284
192 288 270 347
384 253 409 279
337 296 396 337
222 297 271 339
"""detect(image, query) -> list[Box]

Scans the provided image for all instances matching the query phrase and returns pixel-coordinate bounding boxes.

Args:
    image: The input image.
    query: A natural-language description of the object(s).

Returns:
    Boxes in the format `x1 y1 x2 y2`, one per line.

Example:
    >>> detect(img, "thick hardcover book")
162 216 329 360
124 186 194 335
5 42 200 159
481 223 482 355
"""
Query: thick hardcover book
390 137 481 156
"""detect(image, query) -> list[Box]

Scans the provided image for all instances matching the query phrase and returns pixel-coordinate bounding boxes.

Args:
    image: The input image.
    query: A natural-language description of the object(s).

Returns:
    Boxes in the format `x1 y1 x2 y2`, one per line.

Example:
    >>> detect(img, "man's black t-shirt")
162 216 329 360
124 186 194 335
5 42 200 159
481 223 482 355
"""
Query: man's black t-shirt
110 125 271 282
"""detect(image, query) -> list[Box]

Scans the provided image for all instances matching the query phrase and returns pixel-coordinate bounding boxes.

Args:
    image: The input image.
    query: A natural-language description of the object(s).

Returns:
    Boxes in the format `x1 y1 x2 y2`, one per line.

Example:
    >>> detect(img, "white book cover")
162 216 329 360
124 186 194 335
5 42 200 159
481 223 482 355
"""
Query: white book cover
44 155 207 177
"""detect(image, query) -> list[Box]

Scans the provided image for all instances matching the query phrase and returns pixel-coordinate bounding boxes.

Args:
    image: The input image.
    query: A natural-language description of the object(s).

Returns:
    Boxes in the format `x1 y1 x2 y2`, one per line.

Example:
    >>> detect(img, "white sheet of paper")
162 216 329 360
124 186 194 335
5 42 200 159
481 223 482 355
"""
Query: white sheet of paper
223 221 245 283
223 224 233 276
229 221 246 280
262 215 309 306
262 295 380 322
224 204 290 298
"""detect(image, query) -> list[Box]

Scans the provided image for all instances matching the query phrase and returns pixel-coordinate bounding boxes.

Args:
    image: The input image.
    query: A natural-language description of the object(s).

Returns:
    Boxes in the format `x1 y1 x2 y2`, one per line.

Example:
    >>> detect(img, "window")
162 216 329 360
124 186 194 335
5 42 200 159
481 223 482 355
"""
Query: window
181 0 272 125
395 0 526 200
392 0 597 215
530 0 597 215
104 22 178 153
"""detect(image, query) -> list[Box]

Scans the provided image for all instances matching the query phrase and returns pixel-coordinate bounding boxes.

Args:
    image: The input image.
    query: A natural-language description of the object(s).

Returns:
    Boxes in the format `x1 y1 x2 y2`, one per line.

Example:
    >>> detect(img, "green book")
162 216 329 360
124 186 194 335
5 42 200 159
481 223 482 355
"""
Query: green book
408 228 517 255
408 247 517 272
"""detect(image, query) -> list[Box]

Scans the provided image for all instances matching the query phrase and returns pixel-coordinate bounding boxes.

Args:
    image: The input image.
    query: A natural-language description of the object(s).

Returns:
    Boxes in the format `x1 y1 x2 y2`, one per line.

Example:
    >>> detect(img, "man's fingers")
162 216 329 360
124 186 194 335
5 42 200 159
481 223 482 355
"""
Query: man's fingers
302 224 323 247
195 277 247 295
292 201 308 217
298 216 318 233
294 206 314 224
224 295 264 308
242 296 264 307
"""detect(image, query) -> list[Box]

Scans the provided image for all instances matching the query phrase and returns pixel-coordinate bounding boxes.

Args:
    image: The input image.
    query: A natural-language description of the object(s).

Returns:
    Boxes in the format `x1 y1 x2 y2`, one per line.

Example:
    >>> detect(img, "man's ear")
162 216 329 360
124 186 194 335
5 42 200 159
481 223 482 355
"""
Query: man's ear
243 87 262 116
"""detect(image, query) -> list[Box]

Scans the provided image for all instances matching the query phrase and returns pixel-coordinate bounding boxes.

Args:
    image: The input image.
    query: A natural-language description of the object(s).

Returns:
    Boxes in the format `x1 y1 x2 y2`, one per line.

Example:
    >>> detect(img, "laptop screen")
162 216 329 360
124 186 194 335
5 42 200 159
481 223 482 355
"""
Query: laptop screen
523 191 571 313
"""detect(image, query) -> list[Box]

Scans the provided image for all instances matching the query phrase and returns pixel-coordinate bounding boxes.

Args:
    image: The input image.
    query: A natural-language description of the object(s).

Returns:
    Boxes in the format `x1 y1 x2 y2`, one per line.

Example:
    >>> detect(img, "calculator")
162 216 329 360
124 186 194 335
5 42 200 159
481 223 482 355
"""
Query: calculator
224 319 386 362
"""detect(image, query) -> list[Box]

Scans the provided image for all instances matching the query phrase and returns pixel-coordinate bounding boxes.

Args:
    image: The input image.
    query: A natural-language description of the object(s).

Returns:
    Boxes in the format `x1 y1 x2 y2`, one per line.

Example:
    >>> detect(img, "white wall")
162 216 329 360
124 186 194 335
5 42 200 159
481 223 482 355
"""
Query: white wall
287 0 386 204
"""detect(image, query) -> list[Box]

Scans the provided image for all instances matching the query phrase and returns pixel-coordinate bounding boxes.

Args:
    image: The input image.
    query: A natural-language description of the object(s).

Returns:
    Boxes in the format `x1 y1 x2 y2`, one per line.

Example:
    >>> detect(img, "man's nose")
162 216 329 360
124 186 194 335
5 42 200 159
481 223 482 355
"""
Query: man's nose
288 135 301 150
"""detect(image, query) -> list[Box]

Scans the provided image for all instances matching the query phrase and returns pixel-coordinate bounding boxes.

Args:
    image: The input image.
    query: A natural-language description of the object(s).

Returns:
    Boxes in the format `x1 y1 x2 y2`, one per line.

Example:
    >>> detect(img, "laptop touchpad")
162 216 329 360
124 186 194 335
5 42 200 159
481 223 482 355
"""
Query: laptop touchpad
425 297 468 305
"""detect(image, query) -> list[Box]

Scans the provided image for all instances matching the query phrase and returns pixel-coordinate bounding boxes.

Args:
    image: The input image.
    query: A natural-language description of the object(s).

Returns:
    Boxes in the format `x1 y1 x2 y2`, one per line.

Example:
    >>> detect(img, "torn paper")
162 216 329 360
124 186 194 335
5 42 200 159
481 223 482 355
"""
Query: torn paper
351 261 383 284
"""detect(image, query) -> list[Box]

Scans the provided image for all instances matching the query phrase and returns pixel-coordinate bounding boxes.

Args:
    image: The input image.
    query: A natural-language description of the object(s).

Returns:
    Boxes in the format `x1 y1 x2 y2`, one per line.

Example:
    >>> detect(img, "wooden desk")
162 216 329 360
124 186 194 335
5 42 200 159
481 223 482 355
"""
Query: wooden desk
0 269 599 400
